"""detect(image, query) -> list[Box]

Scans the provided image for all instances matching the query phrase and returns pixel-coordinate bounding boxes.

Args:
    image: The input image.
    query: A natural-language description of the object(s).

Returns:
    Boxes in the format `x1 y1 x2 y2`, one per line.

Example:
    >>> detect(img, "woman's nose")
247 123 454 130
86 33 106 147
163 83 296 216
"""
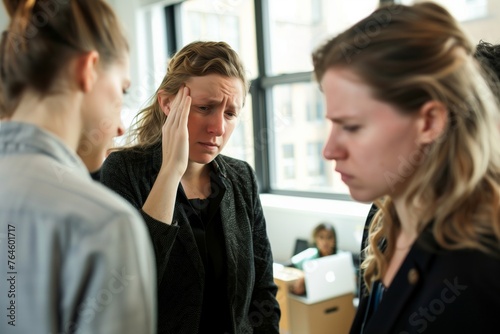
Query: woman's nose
207 111 225 136
323 126 346 161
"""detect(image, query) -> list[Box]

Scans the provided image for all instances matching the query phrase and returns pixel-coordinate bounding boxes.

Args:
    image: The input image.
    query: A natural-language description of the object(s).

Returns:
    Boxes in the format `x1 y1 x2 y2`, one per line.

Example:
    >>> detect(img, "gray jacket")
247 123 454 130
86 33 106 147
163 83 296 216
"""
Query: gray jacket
100 143 280 333
0 122 156 334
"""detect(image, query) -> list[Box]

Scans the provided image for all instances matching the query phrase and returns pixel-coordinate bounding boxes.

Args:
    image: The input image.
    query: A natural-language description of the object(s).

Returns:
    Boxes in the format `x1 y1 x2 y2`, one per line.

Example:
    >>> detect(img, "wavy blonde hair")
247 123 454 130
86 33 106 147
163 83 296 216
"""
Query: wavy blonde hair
312 2 500 291
124 41 249 148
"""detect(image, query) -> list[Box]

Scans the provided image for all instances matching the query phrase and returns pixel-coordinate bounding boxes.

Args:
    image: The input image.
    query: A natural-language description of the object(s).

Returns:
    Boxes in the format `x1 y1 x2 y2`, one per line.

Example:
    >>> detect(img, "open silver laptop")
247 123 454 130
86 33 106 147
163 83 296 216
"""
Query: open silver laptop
300 252 356 304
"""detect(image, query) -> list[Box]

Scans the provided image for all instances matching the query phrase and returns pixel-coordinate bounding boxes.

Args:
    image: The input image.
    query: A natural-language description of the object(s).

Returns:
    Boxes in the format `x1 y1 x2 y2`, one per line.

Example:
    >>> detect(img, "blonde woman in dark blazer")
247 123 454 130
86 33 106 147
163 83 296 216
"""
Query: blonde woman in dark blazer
313 2 500 333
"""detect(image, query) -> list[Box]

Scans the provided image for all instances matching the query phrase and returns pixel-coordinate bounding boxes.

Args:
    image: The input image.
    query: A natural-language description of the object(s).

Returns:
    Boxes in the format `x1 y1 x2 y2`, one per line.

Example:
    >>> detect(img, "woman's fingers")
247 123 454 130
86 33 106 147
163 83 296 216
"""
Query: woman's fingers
160 86 191 175
175 87 191 128
167 87 191 128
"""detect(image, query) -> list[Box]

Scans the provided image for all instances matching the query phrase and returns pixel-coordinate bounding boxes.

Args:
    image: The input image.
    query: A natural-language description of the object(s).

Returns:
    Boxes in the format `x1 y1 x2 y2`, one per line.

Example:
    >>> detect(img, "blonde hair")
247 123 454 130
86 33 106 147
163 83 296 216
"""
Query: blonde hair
125 41 249 148
0 0 128 117
313 2 500 291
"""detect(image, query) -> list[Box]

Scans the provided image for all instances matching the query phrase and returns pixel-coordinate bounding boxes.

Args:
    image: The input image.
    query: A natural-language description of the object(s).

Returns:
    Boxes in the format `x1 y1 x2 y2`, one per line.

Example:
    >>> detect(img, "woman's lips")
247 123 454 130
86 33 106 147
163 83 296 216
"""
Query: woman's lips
199 142 219 150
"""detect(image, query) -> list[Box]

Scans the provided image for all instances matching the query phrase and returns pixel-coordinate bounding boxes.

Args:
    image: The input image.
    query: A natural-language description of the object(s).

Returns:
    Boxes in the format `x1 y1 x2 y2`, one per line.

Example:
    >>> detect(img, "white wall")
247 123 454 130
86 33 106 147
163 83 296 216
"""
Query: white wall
261 194 372 263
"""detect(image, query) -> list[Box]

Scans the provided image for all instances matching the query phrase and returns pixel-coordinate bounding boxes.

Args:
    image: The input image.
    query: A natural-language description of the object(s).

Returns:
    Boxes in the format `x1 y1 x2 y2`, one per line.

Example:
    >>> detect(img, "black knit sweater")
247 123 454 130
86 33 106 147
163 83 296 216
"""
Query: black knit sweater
99 143 280 334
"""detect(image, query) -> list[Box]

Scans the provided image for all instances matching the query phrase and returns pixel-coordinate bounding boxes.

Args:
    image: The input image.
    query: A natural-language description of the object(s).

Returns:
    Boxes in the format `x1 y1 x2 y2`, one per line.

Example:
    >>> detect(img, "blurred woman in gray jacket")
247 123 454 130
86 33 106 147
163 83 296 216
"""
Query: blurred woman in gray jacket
0 1 156 333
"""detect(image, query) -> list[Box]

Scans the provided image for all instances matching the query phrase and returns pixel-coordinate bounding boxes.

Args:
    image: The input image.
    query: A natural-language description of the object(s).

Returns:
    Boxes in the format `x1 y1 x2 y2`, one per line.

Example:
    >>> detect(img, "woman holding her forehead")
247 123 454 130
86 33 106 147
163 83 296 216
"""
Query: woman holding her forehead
313 2 500 333
0 0 155 333
100 41 280 334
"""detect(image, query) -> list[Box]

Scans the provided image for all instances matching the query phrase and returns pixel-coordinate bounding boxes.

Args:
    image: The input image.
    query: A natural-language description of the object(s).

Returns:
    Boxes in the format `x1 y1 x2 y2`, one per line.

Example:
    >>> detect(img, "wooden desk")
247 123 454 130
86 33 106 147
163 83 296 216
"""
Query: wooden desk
273 264 304 334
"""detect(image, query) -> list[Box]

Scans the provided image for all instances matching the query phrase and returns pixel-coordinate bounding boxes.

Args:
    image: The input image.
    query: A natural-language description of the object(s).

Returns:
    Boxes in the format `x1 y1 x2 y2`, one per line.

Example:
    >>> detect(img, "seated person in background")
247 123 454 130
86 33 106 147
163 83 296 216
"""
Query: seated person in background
289 222 337 295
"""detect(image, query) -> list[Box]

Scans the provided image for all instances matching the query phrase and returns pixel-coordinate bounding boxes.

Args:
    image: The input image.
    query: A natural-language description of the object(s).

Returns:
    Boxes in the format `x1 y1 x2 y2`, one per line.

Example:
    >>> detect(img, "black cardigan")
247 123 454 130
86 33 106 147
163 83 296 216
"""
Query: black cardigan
99 143 280 334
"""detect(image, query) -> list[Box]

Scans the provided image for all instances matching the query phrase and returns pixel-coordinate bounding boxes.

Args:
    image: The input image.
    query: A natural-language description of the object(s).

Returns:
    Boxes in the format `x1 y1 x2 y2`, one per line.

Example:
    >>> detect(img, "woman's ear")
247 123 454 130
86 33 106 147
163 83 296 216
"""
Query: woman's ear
416 100 448 145
76 51 99 93
158 91 171 116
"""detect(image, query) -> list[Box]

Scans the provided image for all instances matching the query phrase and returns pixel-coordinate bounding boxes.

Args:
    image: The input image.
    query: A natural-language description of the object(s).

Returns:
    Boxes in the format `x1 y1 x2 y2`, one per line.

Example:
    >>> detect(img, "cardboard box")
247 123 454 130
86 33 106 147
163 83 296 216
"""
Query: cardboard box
288 293 355 334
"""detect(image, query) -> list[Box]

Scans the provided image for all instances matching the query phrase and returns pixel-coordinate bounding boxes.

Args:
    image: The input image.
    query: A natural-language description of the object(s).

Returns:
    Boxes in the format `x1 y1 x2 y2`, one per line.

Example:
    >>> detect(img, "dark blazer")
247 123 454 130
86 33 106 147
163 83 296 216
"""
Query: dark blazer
351 229 500 334
359 203 379 298
99 143 280 334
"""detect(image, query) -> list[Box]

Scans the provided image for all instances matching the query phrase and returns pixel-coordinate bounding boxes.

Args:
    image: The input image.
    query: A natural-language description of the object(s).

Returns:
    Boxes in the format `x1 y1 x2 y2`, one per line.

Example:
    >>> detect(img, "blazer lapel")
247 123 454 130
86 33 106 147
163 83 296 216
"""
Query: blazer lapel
361 239 436 333
218 173 250 314
218 176 238 289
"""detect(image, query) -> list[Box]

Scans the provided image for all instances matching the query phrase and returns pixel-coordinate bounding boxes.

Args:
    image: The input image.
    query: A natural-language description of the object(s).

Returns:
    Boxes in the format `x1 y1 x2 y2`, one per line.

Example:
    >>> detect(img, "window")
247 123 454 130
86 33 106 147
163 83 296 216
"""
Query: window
281 144 295 181
394 1 497 53
267 0 378 75
120 3 169 146
135 0 378 198
178 0 258 78
268 82 331 191
262 0 379 197
307 142 325 177
177 0 257 168
133 0 497 200
306 88 324 123
397 0 488 21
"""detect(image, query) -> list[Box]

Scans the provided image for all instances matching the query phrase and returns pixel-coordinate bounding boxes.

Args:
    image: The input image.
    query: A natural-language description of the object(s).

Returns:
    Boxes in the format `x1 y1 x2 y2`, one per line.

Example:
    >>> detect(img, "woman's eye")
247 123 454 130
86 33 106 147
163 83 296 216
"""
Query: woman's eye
343 125 360 132
198 106 210 112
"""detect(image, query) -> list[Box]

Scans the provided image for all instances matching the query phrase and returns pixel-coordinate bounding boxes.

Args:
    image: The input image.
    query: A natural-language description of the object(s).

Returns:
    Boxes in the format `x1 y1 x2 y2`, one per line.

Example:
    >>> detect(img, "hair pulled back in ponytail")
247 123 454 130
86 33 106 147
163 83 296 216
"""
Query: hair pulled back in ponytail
0 0 129 117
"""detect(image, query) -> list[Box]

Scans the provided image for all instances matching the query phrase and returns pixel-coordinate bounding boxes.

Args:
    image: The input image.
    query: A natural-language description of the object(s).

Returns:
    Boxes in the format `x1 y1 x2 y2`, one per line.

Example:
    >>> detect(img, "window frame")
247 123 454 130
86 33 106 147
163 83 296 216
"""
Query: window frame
251 0 389 200
162 0 390 201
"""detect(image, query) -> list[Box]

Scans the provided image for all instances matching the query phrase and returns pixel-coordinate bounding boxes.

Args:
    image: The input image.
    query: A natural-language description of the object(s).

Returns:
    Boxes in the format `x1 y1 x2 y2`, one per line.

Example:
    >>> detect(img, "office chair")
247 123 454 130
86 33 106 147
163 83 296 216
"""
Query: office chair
292 238 310 257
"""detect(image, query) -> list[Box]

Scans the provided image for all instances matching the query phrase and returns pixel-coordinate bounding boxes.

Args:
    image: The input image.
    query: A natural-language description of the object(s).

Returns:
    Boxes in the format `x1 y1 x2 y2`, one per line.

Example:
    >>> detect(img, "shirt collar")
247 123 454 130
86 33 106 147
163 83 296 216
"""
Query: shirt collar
0 121 89 178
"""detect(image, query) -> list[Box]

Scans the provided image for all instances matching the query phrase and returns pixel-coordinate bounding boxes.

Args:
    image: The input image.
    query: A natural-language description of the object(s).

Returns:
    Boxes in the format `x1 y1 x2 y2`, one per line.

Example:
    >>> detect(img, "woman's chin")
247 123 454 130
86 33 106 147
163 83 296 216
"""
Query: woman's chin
190 153 217 165
85 160 103 173
79 152 105 173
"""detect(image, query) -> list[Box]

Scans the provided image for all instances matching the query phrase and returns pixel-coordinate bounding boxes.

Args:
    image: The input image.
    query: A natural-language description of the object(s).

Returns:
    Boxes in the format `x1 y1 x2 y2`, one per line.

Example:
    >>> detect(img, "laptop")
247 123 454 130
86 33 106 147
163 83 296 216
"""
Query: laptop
299 252 356 304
